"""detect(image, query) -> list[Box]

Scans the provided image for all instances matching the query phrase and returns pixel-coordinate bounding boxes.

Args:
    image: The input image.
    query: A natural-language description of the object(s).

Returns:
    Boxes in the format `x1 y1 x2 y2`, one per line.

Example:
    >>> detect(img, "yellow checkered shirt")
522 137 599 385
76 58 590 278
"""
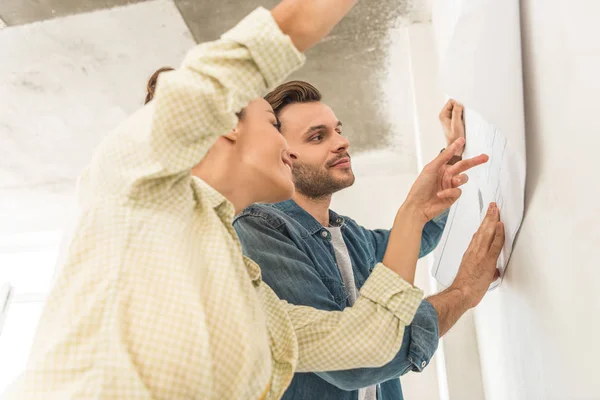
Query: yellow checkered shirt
2 8 423 400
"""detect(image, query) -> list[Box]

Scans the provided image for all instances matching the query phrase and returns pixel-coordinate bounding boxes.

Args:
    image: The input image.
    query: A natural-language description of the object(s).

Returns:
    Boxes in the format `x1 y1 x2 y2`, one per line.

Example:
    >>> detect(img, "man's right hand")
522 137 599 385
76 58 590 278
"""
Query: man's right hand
450 202 505 308
404 138 488 223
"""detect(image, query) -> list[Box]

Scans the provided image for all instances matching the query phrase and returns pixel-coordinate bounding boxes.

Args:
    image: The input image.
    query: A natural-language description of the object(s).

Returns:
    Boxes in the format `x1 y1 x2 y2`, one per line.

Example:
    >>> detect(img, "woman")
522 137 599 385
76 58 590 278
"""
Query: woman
3 1 500 399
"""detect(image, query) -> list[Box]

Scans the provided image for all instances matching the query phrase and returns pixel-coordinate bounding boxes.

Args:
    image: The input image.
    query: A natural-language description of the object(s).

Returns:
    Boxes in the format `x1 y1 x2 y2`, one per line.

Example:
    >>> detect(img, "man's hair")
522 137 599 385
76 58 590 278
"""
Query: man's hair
264 80 322 117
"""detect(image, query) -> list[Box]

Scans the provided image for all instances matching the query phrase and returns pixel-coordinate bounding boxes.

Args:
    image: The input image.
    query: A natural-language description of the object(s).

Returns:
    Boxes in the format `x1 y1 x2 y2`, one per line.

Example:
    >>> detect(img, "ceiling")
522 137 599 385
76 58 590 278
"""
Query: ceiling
0 1 432 35
0 0 433 234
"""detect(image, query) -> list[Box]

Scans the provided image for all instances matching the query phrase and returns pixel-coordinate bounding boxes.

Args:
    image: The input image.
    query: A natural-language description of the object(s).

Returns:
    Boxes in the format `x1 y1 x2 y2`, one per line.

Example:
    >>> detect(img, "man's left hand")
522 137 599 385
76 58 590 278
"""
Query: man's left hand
405 138 488 222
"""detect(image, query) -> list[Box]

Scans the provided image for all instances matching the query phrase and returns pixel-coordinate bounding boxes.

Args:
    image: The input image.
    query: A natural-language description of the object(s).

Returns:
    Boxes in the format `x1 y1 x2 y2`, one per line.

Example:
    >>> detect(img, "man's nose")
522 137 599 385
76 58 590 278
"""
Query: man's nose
333 135 350 153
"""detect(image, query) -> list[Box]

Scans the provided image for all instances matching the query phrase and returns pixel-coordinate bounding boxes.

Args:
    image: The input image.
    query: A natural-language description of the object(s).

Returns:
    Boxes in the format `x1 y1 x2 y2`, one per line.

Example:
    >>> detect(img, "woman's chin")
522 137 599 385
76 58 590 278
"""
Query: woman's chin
263 180 295 204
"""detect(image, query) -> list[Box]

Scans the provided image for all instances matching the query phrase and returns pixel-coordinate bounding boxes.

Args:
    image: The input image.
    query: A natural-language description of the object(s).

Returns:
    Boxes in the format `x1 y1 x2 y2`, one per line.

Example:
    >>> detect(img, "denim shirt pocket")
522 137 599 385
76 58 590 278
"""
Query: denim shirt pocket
367 255 376 273
320 275 349 308
354 255 376 291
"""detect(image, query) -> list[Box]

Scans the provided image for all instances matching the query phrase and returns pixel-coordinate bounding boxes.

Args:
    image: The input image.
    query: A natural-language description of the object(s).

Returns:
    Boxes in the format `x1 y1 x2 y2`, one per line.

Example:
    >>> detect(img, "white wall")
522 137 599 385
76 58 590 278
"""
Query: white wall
473 1 600 399
407 23 487 400
0 231 62 393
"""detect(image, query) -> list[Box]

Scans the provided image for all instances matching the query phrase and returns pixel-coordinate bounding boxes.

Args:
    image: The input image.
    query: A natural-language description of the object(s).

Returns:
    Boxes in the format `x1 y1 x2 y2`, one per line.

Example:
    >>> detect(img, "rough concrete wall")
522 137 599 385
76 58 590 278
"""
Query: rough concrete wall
1 0 432 234
473 1 600 399
0 0 195 233
0 0 146 25
176 0 430 157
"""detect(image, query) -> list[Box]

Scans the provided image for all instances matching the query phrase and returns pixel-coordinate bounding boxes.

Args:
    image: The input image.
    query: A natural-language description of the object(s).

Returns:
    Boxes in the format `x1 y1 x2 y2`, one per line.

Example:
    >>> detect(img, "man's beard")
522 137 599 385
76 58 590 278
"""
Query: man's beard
292 160 355 200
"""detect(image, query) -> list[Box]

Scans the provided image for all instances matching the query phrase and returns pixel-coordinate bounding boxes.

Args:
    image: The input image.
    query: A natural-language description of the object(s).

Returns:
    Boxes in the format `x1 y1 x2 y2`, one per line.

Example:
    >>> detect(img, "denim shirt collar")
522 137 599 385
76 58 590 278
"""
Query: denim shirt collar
273 200 345 237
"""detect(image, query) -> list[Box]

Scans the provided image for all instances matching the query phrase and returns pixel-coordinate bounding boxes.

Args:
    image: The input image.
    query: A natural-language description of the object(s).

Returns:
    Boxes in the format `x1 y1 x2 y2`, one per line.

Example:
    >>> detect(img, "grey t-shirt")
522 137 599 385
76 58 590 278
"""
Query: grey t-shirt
327 226 377 400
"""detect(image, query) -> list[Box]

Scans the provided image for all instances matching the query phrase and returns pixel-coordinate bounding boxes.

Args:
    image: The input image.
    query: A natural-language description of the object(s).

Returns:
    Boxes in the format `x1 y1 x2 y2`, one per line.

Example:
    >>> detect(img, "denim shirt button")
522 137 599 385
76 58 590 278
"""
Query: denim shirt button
421 361 427 368
321 230 328 238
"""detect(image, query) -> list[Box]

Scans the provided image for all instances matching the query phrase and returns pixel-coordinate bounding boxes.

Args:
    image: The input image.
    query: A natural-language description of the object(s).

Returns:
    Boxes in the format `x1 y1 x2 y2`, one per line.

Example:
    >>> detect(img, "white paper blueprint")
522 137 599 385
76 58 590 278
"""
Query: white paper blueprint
431 0 526 289
432 109 525 289
0 283 14 335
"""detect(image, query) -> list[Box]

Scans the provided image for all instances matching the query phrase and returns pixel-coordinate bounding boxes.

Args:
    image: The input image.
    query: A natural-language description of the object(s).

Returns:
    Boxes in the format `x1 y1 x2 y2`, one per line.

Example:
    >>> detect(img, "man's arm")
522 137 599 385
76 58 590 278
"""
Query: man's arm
315 300 439 390
365 210 449 264
372 205 504 338
425 287 470 337
367 214 472 337
427 203 505 336
234 213 435 388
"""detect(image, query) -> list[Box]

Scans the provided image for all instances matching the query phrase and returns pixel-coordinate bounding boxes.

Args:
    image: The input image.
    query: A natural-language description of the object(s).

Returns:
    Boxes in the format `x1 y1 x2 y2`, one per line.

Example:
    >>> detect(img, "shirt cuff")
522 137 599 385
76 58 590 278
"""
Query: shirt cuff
432 208 450 224
406 300 440 372
222 7 306 89
359 263 424 326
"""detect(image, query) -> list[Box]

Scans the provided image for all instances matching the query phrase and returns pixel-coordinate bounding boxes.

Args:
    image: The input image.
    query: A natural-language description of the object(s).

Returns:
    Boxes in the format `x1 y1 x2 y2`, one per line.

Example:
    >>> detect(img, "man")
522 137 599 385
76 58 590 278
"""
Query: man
233 81 492 400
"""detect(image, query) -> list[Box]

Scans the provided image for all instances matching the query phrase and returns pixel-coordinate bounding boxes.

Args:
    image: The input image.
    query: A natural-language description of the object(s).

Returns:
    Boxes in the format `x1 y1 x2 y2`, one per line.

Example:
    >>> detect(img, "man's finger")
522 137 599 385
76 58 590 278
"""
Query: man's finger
468 203 497 251
452 103 464 132
447 153 489 175
436 187 462 202
430 138 466 169
481 205 500 250
480 205 501 249
439 99 455 121
451 103 463 123
487 222 505 260
474 203 498 237
452 173 469 187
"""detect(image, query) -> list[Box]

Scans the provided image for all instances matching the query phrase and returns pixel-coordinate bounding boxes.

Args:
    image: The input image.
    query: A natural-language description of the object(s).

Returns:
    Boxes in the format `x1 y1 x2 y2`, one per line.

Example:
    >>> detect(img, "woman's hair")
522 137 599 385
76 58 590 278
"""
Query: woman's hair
145 67 175 104
143 66 245 121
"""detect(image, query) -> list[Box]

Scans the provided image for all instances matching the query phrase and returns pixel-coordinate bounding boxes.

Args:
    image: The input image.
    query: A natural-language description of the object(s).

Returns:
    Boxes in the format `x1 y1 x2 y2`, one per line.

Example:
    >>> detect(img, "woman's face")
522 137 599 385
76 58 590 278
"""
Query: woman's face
235 98 295 203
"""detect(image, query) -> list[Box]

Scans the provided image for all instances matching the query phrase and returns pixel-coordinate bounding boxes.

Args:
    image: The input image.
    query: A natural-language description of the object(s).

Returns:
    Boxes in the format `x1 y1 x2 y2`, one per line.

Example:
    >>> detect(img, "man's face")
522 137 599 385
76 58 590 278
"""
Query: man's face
278 102 355 199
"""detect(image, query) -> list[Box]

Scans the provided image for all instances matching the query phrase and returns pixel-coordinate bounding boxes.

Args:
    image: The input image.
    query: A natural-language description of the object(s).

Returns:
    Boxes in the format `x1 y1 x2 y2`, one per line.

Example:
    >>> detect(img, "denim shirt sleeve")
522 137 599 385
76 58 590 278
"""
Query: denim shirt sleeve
420 209 450 257
317 299 439 390
363 208 450 263
234 213 439 390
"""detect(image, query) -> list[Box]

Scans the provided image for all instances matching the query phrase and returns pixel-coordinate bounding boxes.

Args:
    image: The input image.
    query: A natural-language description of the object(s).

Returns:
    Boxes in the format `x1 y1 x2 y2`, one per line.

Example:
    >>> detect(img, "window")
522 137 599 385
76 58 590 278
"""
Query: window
0 231 62 394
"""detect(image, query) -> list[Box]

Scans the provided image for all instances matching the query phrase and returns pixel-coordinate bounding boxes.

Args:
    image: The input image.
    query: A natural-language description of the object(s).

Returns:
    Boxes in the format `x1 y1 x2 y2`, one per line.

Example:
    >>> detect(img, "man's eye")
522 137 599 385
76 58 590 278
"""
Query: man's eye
310 134 323 142
272 121 281 131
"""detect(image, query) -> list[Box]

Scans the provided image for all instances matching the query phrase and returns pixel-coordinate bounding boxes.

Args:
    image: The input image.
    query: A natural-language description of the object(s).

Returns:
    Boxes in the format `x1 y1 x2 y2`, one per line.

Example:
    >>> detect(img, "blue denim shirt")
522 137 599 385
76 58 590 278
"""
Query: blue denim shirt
233 200 447 400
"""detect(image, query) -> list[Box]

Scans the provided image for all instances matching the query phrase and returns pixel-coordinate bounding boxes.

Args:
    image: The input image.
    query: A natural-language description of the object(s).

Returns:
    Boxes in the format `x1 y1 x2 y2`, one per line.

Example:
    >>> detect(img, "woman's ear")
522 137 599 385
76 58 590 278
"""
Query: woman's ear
222 127 241 143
